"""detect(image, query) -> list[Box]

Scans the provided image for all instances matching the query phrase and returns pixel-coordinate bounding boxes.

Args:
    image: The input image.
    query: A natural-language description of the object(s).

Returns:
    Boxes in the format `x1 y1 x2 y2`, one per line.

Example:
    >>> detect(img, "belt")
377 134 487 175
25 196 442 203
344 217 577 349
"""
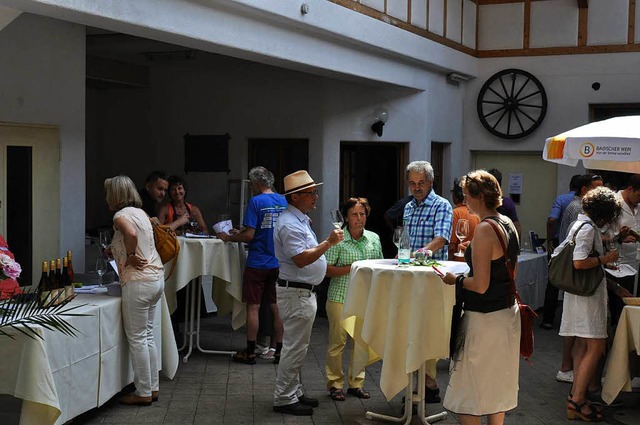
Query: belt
277 279 316 292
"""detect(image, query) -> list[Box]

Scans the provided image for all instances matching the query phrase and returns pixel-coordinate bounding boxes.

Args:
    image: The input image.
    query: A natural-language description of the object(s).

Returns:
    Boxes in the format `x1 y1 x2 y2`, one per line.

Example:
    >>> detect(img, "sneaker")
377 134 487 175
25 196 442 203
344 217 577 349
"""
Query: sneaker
298 394 319 407
260 348 276 359
556 370 574 383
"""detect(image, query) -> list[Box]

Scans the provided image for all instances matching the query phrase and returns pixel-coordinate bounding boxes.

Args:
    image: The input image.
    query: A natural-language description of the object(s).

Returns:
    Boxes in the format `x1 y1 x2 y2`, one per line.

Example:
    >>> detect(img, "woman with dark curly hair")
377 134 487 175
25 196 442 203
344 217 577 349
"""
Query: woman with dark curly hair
554 186 631 422
157 175 208 235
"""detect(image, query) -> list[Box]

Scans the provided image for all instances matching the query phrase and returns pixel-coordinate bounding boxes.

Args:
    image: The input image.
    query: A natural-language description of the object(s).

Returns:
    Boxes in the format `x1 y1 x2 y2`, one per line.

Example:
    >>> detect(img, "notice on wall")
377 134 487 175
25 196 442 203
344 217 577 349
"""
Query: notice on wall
508 173 523 194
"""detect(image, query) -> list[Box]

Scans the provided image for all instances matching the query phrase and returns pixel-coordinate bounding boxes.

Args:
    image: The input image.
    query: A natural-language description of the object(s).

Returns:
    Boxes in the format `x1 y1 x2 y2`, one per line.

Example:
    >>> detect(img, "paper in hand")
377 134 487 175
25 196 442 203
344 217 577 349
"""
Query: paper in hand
212 219 233 235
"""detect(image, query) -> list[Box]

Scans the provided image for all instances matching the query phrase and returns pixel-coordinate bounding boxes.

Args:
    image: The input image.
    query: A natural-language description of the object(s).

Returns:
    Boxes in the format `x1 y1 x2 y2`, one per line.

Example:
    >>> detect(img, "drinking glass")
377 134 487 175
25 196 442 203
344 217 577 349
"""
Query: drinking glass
95 256 108 287
605 236 620 269
330 210 344 229
99 229 111 251
393 227 403 250
454 219 470 257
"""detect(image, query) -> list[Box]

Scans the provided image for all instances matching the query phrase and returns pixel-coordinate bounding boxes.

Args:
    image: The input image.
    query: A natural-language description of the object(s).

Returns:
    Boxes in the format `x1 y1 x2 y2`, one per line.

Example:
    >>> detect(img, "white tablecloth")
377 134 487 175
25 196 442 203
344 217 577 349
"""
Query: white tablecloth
164 237 246 329
0 293 178 425
602 305 640 404
516 252 548 310
341 259 465 400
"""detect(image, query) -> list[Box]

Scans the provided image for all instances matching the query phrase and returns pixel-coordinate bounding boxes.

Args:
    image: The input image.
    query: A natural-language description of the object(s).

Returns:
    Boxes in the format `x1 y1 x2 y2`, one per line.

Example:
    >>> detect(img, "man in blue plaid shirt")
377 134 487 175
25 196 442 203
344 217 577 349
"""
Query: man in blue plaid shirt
402 160 453 404
403 161 453 261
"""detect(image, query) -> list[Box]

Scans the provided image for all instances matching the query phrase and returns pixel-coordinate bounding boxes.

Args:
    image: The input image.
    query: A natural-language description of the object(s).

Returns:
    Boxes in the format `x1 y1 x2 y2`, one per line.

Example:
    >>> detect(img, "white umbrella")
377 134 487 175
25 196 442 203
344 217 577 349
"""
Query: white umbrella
543 116 640 173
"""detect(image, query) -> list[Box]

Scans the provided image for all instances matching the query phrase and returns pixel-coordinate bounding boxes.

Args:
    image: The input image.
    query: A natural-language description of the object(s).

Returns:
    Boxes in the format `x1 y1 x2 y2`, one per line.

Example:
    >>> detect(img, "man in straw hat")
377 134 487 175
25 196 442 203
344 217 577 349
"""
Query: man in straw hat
272 170 344 416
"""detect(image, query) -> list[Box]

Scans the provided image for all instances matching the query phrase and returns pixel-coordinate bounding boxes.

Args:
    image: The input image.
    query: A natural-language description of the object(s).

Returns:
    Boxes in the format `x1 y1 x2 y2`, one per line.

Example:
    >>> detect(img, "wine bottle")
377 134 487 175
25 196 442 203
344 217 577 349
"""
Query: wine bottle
629 229 640 241
66 250 75 283
49 260 60 305
62 257 73 301
38 261 52 307
398 227 411 265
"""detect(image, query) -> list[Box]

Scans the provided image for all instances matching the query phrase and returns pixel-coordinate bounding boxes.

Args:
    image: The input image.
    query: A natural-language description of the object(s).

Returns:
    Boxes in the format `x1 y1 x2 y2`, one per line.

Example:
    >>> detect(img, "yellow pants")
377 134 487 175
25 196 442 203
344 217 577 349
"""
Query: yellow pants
325 300 368 389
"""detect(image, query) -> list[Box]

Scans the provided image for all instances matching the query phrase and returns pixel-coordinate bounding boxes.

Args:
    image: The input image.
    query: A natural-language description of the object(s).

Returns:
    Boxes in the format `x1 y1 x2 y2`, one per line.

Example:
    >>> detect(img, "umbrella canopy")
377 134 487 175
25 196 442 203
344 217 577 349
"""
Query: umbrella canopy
543 116 640 173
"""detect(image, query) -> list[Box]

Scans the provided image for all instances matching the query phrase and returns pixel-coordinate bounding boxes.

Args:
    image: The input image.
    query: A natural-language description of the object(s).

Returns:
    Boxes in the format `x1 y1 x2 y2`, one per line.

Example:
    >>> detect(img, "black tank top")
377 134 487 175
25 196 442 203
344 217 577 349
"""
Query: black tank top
462 216 519 313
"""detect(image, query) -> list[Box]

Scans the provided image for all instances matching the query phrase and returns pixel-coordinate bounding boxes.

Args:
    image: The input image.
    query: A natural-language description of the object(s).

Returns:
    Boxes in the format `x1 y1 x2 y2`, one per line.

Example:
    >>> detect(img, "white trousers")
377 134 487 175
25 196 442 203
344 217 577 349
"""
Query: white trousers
121 278 164 397
273 286 317 406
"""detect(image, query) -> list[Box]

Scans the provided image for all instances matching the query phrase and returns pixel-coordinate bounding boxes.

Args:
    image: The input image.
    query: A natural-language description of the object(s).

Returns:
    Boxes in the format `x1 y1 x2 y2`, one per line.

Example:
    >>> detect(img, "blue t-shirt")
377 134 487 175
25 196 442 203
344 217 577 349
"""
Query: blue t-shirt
243 193 287 269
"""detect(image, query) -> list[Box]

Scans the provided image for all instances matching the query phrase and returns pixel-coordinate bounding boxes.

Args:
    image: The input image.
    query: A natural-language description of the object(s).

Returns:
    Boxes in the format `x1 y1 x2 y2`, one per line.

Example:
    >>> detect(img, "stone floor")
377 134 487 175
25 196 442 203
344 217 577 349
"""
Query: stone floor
72 311 640 425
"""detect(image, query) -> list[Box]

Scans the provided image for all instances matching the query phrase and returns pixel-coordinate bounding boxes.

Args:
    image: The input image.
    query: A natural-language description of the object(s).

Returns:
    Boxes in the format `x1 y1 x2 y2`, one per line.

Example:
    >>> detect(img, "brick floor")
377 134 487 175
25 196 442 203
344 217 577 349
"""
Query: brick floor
74 311 640 425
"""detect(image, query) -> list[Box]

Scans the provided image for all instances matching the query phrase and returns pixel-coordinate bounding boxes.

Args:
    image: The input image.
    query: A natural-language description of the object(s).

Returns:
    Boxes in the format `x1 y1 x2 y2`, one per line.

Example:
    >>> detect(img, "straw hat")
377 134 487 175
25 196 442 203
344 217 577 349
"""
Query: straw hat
283 170 323 195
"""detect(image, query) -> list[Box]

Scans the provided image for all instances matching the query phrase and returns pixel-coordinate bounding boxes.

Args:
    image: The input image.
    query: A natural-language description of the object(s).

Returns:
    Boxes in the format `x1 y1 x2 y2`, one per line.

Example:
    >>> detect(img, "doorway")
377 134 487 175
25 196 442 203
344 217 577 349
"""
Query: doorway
0 124 60 286
340 142 407 258
473 152 557 240
248 138 309 193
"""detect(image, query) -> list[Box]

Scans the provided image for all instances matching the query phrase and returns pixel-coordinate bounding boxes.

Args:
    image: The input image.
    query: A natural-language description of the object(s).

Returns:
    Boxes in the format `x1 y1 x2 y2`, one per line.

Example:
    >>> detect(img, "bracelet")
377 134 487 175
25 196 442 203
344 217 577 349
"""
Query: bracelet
455 274 466 287
127 252 136 257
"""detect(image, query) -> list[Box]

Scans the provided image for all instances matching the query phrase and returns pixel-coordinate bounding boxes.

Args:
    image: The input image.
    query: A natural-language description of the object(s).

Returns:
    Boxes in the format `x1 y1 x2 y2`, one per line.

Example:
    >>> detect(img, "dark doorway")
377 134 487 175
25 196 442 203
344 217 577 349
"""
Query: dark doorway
7 146 33 286
340 142 407 258
248 139 309 193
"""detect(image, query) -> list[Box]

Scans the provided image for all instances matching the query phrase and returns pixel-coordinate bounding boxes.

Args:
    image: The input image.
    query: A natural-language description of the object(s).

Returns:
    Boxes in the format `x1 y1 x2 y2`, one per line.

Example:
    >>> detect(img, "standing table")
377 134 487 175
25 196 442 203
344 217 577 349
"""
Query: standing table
164 236 246 362
602 305 640 404
341 259 468 425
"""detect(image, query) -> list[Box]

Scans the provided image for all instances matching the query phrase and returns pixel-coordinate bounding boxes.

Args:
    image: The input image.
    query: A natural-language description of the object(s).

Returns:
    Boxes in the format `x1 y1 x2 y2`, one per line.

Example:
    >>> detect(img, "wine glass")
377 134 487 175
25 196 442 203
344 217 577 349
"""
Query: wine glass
393 226 403 254
454 219 470 257
330 210 344 229
99 229 111 251
95 256 108 287
605 235 620 269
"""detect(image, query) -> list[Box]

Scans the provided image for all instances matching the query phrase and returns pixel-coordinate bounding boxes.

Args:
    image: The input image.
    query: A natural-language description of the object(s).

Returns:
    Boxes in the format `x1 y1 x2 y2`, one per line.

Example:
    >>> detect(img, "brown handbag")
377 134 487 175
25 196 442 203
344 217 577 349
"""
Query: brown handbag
148 215 180 279
486 219 538 362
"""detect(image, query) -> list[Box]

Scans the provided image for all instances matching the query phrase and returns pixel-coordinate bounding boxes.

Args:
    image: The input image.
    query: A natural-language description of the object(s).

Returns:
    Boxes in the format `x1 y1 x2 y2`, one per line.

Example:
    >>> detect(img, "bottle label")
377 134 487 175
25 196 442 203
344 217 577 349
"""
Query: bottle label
398 249 411 264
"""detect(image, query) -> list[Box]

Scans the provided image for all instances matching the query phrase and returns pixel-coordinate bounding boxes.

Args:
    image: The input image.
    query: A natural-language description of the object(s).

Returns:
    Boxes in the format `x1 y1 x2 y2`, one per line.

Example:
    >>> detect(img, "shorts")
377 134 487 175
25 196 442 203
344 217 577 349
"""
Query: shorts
242 267 279 305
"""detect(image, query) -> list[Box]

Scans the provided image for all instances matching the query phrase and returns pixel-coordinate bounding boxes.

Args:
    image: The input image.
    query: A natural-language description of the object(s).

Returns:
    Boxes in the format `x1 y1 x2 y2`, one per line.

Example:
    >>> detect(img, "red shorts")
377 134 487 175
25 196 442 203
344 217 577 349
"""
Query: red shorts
242 267 279 305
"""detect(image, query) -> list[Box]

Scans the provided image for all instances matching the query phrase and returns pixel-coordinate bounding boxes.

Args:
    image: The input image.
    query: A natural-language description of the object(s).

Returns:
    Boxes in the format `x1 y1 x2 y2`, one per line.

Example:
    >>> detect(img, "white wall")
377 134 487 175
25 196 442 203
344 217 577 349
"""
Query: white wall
0 13 86 273
86 51 465 240
462 52 640 196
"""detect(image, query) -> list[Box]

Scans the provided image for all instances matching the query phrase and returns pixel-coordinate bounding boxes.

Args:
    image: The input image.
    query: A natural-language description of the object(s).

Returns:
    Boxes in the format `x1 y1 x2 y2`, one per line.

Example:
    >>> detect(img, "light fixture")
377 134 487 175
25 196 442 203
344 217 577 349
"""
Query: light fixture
371 108 389 137
446 72 471 85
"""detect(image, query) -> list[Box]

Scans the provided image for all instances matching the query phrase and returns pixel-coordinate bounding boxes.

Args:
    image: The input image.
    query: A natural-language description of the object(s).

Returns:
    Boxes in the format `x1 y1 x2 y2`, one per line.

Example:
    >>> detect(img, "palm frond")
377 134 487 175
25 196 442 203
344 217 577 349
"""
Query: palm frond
0 288 91 341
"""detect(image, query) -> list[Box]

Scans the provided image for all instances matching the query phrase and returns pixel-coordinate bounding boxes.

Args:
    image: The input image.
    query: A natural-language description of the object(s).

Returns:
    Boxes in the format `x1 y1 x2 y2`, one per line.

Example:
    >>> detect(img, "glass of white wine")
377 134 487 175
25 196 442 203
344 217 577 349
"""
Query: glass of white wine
393 226 403 253
454 219 470 257
330 210 344 229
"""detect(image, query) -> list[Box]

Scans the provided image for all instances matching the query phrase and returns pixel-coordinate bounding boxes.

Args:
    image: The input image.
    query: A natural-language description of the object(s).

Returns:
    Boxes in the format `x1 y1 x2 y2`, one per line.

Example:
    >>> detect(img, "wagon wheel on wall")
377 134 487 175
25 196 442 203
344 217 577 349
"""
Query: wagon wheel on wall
477 69 547 140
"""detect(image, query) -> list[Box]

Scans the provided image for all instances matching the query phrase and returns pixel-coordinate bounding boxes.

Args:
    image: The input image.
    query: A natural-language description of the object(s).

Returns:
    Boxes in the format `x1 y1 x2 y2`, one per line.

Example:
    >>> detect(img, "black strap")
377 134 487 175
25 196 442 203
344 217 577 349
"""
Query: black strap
485 219 522 306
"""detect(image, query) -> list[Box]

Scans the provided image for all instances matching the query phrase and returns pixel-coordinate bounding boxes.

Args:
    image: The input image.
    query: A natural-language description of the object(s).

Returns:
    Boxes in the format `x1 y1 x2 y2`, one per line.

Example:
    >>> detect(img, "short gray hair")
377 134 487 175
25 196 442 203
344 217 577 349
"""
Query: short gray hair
406 161 434 182
248 166 275 189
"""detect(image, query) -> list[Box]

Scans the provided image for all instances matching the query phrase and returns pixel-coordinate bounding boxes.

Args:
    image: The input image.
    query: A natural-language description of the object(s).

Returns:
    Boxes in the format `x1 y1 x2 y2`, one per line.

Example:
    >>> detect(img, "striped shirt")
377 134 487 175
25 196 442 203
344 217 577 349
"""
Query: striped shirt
403 190 453 260
325 229 383 303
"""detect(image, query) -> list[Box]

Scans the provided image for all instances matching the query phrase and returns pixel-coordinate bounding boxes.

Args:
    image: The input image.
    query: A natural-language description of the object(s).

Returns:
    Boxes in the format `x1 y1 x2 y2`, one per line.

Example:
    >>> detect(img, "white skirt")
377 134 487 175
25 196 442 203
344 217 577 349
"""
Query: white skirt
443 304 521 416
559 278 608 339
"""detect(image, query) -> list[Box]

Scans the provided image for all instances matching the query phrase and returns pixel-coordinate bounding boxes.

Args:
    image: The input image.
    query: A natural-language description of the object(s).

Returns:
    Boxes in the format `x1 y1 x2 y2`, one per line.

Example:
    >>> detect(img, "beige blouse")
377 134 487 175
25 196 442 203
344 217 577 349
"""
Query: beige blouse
112 207 164 284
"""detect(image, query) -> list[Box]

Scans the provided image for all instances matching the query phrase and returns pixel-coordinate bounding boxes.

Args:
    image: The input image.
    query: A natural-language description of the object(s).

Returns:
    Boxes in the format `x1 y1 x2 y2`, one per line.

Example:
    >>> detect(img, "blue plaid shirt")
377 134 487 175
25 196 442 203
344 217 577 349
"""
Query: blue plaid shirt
403 190 453 260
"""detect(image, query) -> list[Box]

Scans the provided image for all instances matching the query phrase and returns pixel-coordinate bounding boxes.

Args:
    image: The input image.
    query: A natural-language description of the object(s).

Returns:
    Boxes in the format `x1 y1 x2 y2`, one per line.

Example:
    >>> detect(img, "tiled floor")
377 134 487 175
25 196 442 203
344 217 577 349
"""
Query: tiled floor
74 311 640 425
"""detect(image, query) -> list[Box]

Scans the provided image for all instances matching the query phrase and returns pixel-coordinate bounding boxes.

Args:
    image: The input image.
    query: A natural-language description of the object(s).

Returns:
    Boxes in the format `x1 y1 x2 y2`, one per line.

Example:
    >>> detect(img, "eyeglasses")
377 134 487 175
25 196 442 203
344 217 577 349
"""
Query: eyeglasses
298 190 319 196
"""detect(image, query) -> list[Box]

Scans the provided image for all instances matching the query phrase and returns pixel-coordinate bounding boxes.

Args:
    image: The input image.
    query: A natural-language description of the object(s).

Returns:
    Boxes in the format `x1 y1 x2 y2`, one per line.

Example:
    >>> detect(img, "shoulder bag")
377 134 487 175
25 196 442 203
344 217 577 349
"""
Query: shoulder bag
147 214 180 279
548 221 603 297
486 219 538 362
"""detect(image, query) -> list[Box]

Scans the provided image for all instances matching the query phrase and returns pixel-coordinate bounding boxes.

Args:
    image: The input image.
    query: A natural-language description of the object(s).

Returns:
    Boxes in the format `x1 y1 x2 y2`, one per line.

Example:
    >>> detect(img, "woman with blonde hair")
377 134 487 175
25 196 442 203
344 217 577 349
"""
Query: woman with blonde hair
104 175 164 406
440 170 520 425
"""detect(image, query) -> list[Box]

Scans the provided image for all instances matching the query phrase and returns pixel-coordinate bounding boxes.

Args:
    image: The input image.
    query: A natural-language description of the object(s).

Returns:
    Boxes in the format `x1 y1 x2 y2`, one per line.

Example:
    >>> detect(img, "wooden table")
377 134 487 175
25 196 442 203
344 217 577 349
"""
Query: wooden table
0 293 177 425
602 305 640 405
342 259 468 424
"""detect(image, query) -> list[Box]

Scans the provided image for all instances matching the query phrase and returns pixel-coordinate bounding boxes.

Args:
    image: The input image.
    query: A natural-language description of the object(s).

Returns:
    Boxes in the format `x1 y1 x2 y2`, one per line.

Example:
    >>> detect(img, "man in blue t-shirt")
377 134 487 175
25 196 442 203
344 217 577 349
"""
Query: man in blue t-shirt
217 166 287 364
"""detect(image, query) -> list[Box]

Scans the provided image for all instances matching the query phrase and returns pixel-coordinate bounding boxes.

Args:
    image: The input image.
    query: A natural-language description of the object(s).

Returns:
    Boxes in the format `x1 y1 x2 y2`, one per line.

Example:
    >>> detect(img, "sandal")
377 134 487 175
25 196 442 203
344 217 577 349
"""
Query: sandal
232 351 256 365
347 387 371 399
329 387 345 401
567 395 603 422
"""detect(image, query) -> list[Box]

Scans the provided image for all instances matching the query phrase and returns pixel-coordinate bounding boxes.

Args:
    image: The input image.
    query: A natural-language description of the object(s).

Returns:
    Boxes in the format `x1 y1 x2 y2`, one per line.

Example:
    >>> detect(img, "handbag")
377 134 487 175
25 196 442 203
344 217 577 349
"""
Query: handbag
548 221 604 297
486 219 538 361
147 214 180 279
